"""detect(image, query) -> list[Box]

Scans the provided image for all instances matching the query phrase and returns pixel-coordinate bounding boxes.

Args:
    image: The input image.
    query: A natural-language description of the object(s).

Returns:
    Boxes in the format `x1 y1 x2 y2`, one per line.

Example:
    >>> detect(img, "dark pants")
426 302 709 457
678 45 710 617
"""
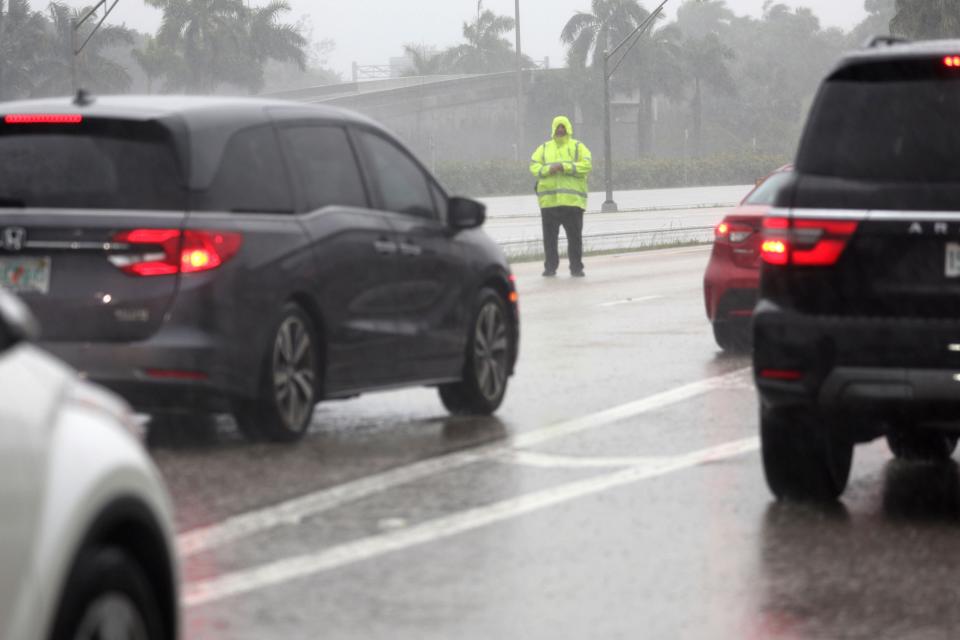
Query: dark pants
541 206 585 274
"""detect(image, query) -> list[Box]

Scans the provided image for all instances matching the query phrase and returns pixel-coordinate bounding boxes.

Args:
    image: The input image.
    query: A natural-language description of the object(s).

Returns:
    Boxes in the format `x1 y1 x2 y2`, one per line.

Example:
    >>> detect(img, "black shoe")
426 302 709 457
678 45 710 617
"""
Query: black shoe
571 270 586 278
542 270 557 277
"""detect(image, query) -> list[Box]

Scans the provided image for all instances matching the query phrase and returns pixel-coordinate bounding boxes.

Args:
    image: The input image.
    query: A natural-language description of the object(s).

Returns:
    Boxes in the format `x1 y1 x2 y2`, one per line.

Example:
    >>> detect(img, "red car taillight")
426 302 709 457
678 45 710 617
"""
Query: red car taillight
715 220 754 244
110 229 243 277
761 217 859 267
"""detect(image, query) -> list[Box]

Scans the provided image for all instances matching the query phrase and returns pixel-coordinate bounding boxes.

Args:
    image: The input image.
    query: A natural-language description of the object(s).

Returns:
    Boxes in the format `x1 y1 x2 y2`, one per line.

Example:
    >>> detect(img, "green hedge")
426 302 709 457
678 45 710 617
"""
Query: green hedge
435 152 790 198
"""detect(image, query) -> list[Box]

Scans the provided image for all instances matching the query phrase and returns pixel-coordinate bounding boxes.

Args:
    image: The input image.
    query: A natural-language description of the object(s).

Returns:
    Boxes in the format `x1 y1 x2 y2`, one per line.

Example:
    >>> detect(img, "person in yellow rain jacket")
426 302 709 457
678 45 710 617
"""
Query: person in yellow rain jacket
530 115 593 277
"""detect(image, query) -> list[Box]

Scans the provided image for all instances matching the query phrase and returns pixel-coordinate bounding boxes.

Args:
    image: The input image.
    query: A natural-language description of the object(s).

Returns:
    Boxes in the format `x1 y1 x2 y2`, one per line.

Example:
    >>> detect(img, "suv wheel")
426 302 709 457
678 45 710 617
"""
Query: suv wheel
439 288 512 415
236 303 319 442
887 428 958 461
761 406 853 501
713 320 750 352
50 547 165 640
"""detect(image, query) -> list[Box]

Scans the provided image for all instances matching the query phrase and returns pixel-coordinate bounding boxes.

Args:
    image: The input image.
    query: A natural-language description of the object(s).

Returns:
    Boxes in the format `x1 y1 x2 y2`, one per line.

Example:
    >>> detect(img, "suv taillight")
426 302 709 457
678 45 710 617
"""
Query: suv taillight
761 217 859 267
110 229 243 277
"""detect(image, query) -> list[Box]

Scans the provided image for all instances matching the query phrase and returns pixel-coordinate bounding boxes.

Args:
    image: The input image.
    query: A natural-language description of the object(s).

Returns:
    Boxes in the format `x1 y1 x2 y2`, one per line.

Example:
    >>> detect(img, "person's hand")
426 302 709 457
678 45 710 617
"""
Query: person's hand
549 163 563 175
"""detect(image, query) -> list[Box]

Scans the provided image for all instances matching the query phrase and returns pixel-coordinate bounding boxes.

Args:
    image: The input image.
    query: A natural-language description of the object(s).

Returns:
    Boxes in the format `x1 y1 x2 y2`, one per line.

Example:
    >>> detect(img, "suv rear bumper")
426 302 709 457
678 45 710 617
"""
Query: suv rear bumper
754 301 960 423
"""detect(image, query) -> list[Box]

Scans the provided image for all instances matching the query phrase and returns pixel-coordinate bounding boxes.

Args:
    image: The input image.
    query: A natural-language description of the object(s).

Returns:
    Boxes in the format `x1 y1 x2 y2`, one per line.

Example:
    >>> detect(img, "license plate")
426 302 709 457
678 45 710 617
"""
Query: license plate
947 243 960 278
0 256 51 294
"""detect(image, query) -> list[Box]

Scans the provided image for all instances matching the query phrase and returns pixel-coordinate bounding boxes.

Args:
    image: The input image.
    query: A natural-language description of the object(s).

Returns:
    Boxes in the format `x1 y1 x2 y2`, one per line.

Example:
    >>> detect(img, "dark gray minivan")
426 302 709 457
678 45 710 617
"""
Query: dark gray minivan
0 96 518 441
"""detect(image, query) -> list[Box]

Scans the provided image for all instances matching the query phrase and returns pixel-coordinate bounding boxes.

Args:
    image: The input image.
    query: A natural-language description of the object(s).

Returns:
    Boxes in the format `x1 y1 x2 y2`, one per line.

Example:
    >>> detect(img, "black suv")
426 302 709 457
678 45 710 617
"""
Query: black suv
0 96 518 442
754 39 960 499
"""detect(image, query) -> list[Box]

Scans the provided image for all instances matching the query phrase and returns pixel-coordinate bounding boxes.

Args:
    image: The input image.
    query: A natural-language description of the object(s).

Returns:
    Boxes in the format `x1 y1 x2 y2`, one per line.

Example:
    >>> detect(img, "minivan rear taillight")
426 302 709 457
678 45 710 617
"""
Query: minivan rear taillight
761 217 859 267
110 229 242 276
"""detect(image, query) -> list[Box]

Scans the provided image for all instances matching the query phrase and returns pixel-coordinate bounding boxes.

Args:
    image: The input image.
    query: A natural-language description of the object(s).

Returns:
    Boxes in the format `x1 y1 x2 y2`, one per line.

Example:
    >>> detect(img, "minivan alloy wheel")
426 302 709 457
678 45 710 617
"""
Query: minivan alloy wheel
272 315 316 431
473 301 509 401
438 287 513 416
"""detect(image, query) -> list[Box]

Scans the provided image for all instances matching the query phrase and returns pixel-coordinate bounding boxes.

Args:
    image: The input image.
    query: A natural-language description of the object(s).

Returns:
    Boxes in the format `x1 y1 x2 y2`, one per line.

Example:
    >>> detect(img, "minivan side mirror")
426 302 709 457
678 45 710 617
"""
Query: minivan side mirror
0 289 38 352
448 197 486 231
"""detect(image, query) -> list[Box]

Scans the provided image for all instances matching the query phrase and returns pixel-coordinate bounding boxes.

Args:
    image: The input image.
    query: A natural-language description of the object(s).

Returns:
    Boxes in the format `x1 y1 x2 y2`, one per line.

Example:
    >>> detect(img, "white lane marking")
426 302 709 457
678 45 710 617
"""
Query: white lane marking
176 368 751 557
498 450 666 469
183 436 759 608
175 446 495 556
512 369 750 450
599 295 662 308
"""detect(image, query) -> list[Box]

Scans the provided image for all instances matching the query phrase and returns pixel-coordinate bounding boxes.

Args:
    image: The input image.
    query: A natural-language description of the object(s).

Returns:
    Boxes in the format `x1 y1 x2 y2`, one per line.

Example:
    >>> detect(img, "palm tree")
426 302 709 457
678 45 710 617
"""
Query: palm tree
849 0 896 45
560 0 649 71
146 0 246 92
443 5 522 74
682 31 736 156
131 36 172 94
402 44 447 76
0 0 49 99
35 2 134 96
625 21 684 157
675 0 734 40
562 1 685 157
145 0 307 94
891 0 960 39
560 0 649 156
240 0 307 93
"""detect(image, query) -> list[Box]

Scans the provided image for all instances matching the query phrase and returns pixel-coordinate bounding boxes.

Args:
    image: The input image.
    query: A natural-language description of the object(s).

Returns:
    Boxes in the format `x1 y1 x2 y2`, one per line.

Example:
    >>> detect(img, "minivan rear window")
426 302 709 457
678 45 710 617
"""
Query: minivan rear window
797 72 960 183
0 119 185 210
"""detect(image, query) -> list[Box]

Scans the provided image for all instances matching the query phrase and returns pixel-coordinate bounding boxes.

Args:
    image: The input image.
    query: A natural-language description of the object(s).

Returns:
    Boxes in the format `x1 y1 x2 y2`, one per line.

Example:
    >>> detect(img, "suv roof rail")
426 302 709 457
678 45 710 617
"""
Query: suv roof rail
864 35 910 49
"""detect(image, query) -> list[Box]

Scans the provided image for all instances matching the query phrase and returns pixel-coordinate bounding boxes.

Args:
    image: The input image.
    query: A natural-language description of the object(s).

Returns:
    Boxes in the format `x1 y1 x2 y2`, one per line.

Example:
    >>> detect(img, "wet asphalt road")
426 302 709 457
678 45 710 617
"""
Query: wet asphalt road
150 246 960 640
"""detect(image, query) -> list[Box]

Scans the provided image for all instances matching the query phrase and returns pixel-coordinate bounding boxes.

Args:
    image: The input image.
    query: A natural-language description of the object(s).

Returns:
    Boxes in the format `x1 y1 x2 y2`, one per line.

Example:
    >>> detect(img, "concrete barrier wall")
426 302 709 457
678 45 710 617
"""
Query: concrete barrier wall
266 70 642 166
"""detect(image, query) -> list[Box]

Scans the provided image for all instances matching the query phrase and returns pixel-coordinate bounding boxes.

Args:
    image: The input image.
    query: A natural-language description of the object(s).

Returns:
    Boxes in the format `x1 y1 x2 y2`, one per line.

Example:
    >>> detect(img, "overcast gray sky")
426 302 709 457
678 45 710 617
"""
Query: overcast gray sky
48 0 869 78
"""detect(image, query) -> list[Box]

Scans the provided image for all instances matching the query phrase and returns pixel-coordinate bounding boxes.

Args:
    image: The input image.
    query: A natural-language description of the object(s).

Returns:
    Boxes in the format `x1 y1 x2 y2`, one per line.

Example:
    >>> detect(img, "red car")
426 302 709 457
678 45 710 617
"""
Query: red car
703 165 793 351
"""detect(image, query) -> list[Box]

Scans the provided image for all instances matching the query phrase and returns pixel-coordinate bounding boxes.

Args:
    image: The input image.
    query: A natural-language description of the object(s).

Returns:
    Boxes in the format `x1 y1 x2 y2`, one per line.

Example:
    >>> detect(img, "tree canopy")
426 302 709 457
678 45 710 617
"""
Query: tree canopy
0 0 312 97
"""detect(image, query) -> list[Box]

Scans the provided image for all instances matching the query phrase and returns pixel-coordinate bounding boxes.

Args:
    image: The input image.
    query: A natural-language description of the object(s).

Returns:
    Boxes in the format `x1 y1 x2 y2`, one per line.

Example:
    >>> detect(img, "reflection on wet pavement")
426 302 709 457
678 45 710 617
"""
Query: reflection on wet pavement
759 461 960 640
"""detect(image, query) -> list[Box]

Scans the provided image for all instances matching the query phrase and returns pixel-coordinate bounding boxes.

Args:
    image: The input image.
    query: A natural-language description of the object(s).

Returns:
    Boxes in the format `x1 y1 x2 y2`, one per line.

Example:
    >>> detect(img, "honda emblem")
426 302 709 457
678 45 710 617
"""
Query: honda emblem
2 227 25 252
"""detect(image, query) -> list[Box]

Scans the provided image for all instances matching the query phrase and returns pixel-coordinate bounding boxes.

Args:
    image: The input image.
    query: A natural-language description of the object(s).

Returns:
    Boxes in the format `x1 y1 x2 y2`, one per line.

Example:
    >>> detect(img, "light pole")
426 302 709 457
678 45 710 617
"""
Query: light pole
515 0 525 160
71 0 121 95
602 44 615 212
601 0 671 213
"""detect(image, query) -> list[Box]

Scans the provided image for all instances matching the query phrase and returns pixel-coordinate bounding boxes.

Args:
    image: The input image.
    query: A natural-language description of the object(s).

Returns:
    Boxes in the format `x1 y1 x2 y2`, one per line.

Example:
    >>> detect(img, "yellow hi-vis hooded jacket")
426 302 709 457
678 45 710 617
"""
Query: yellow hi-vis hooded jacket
530 115 593 210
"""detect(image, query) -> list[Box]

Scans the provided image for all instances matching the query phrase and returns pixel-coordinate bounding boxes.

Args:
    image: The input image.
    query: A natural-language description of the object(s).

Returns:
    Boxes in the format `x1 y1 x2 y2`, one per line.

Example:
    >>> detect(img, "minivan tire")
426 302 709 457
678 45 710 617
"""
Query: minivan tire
236 303 319 442
761 406 853 502
439 288 512 415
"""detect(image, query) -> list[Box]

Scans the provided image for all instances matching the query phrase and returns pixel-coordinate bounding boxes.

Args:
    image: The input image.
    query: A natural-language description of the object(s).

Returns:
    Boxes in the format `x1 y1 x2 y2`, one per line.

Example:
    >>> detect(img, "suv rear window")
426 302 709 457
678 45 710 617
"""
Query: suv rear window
798 66 960 183
0 119 185 210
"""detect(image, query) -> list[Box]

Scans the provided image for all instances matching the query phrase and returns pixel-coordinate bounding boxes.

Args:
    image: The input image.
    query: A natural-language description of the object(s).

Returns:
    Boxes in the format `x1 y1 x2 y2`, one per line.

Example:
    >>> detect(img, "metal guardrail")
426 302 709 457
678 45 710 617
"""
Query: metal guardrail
498 226 714 259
